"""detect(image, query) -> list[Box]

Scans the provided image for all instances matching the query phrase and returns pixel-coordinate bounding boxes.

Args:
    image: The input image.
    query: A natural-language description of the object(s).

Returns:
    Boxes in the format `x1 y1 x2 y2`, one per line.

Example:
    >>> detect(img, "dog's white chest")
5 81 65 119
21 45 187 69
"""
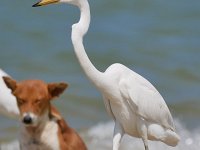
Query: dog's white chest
20 121 60 150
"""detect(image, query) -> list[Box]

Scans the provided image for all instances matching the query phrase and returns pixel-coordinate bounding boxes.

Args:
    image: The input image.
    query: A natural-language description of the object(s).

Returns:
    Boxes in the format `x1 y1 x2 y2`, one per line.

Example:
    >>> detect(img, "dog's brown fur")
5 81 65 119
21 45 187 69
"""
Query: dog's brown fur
3 76 87 150
51 105 87 150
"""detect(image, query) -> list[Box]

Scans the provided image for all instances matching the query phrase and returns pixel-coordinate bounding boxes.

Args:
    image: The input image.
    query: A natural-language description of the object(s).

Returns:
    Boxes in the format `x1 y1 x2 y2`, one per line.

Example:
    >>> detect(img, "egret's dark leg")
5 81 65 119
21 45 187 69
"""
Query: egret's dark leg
137 117 149 150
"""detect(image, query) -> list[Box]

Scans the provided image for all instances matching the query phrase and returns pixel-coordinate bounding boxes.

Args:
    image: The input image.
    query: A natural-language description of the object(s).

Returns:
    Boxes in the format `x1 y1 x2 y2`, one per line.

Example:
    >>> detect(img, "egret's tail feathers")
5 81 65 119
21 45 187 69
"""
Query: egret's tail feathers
162 129 180 147
148 124 180 147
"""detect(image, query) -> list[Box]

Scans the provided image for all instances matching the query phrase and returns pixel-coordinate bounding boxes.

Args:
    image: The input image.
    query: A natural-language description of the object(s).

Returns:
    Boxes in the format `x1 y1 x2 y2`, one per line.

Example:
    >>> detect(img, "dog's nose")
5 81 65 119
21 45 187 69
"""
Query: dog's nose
23 115 32 124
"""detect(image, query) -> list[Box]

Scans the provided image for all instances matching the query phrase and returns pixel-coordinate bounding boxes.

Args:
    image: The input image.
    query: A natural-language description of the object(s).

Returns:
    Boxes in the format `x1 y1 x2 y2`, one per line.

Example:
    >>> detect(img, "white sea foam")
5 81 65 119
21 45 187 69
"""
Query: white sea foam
1 120 199 150
85 120 200 150
0 141 19 150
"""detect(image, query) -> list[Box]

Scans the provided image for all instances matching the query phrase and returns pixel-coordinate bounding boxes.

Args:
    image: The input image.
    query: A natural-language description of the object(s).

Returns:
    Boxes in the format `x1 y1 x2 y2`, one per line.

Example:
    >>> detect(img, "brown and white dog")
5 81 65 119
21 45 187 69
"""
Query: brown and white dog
3 77 87 150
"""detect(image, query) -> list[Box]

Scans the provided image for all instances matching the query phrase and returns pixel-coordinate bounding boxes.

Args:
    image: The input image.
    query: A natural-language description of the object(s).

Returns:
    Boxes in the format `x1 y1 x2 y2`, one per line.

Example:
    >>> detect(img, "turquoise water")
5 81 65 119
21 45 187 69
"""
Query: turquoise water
0 0 200 149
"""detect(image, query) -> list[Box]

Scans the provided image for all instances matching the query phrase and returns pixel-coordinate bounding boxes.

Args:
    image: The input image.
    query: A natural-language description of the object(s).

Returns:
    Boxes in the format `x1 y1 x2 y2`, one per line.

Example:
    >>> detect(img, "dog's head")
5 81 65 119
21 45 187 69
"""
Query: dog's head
3 76 68 127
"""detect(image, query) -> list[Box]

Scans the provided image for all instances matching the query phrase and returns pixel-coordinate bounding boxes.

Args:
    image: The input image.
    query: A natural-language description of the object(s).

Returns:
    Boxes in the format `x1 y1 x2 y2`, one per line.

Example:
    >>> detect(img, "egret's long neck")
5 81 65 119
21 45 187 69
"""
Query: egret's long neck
71 0 105 88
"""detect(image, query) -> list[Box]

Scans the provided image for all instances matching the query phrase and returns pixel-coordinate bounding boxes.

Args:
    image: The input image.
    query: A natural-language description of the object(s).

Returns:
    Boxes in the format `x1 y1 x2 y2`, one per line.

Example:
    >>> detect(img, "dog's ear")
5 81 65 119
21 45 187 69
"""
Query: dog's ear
48 82 68 99
3 76 17 92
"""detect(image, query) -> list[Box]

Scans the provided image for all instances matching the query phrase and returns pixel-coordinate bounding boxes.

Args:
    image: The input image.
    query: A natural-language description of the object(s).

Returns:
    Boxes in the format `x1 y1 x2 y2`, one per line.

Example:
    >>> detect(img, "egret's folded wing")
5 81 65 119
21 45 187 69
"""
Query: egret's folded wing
119 72 175 131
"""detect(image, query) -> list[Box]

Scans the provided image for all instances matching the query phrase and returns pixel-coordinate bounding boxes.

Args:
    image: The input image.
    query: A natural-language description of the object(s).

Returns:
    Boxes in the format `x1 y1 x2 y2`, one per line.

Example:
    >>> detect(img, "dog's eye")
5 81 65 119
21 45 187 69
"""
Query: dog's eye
17 99 26 105
34 100 41 105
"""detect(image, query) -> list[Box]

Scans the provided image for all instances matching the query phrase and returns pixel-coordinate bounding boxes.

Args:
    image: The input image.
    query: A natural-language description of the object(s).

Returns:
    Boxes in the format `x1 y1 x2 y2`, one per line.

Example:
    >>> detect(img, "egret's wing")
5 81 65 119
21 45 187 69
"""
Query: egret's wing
0 69 19 119
119 71 175 130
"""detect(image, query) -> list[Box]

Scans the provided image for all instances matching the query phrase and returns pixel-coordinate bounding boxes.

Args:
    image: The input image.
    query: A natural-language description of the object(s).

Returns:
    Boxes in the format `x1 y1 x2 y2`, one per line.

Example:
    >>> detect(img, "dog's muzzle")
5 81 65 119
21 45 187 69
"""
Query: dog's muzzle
23 115 33 124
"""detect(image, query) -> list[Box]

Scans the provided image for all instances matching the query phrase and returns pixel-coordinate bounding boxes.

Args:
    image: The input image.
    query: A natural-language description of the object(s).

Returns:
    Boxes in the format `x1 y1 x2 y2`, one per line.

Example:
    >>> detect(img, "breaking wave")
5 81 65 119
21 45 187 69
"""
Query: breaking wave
85 120 200 150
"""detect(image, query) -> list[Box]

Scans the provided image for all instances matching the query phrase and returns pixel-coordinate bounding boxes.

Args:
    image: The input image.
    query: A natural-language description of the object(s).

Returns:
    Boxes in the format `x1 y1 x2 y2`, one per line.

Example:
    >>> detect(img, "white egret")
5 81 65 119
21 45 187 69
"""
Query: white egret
33 0 180 149
0 69 19 118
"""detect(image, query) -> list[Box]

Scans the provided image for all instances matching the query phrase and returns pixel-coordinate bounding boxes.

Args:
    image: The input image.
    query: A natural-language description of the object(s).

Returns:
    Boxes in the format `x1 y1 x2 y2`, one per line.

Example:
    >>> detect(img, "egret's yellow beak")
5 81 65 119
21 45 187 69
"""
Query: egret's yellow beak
32 0 59 7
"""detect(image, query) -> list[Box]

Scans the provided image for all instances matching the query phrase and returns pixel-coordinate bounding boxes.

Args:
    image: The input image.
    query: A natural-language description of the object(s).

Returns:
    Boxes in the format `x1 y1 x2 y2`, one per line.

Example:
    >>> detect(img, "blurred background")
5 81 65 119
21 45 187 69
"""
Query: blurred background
0 0 200 149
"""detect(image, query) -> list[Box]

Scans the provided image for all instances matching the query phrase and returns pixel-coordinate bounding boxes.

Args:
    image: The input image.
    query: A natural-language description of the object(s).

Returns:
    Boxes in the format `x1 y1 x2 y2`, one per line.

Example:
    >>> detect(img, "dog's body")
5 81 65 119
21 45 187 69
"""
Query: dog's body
3 77 87 150
19 105 85 150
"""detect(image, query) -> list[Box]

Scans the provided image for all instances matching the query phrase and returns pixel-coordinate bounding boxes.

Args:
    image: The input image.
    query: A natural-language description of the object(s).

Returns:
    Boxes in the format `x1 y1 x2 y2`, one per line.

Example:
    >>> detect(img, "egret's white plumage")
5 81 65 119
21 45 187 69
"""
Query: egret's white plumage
33 0 180 149
0 69 19 118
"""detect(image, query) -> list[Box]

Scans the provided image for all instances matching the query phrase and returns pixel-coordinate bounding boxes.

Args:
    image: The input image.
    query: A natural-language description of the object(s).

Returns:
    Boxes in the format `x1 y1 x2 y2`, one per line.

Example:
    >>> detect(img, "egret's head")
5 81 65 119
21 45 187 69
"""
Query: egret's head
32 0 81 7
